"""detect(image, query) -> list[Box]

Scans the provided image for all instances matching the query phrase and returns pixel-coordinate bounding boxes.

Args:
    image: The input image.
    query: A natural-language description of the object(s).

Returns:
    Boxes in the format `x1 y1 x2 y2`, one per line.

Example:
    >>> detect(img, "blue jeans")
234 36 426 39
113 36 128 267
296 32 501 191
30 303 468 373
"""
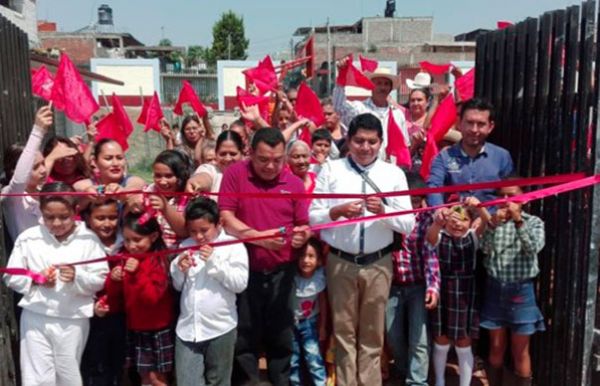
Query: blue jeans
290 316 326 386
385 283 429 386
175 328 237 386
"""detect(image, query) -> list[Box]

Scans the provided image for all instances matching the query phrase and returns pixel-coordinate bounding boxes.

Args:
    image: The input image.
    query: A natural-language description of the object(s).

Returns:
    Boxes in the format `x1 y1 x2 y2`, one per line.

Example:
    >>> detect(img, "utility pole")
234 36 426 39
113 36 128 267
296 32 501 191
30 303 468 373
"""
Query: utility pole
326 18 332 95
227 34 232 60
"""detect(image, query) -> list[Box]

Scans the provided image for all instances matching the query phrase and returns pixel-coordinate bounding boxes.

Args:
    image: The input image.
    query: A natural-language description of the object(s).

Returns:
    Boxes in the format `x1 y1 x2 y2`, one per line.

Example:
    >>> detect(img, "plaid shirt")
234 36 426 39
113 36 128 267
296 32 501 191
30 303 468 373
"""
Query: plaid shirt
392 211 441 294
481 212 545 282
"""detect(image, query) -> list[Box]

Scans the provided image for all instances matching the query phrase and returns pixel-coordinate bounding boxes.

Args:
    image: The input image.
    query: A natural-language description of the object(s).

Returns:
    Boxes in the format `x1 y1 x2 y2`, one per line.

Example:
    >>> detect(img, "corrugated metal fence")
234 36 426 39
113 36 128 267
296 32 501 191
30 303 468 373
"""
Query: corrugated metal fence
475 1 600 384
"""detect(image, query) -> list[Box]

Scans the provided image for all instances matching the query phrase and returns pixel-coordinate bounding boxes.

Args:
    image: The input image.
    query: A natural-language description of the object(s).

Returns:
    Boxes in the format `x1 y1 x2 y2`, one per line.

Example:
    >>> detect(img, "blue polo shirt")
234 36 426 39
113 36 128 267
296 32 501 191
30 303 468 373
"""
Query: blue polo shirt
427 142 514 206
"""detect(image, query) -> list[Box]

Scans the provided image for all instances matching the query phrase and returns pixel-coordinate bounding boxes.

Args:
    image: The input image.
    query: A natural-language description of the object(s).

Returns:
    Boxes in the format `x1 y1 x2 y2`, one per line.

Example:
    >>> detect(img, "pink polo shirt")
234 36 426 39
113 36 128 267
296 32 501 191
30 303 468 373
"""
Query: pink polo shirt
219 159 310 272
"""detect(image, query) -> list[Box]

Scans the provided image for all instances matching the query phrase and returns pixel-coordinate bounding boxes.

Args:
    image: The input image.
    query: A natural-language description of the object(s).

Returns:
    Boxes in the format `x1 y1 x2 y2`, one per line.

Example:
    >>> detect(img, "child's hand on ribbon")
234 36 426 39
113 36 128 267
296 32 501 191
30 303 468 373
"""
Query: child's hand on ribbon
198 245 214 262
110 266 124 282
148 194 167 212
433 208 448 227
506 202 522 222
177 252 196 274
124 258 139 274
41 266 57 287
58 265 76 282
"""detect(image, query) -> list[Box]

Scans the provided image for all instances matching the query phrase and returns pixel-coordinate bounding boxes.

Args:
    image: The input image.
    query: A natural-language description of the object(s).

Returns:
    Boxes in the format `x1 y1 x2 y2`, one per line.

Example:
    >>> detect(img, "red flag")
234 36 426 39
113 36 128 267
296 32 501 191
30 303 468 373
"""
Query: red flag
111 94 134 136
420 95 458 180
298 127 312 147
497 21 514 29
31 65 54 101
359 55 378 72
419 61 451 75
96 113 129 151
386 109 412 169
336 54 375 90
243 56 277 95
137 92 163 132
294 83 325 127
173 80 207 117
50 53 99 123
455 68 475 101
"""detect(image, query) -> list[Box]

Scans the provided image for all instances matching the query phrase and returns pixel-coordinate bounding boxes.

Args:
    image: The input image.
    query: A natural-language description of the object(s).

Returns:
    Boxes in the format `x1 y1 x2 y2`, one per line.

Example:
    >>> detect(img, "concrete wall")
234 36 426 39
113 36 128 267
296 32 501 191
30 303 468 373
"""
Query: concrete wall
0 0 38 45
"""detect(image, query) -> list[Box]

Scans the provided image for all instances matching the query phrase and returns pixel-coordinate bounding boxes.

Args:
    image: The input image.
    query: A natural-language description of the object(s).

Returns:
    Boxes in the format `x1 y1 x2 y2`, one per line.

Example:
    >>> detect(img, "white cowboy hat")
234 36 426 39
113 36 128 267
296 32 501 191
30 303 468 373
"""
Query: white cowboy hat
365 68 400 89
406 72 432 89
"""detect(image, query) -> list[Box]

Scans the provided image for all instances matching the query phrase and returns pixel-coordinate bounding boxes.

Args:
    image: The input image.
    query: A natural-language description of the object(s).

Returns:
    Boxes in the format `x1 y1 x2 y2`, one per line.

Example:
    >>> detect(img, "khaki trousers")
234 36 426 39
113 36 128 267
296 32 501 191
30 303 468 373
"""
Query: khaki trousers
326 252 393 386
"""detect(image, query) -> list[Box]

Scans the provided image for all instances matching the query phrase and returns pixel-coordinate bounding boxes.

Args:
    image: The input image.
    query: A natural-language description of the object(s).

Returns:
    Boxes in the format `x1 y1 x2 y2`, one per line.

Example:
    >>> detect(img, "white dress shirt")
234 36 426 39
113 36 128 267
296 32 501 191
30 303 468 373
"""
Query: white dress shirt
171 230 249 343
332 86 410 161
310 157 415 254
3 222 108 319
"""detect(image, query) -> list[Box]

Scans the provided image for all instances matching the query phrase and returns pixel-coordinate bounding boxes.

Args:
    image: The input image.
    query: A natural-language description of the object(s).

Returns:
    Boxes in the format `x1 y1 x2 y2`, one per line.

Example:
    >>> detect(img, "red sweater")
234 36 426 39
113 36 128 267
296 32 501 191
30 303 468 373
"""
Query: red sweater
106 256 175 331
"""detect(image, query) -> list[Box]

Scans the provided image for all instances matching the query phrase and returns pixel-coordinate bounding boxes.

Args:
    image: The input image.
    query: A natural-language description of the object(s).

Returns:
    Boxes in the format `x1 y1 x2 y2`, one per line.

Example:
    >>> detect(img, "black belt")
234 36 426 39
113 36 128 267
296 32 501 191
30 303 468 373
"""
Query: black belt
330 244 393 266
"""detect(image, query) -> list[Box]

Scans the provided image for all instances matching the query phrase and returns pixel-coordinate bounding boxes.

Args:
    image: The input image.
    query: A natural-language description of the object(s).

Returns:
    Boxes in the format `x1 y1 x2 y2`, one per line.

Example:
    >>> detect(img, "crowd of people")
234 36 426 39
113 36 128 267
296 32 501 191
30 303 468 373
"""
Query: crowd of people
1 58 546 386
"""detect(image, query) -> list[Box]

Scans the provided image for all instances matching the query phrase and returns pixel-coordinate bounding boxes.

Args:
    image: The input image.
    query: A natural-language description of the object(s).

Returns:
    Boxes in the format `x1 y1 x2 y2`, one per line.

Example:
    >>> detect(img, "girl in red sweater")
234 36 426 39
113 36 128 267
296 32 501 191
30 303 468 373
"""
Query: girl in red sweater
106 212 175 386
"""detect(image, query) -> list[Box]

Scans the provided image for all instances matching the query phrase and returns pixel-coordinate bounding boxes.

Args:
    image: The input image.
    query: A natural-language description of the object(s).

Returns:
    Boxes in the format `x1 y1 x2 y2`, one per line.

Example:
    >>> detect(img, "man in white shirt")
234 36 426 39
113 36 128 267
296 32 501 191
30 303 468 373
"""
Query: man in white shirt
310 113 415 386
332 59 410 161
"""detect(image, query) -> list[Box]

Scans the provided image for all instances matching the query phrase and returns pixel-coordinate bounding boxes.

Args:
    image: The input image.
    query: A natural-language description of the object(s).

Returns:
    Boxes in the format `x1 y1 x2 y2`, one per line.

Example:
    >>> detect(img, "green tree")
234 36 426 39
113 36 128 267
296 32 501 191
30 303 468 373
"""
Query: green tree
209 10 249 67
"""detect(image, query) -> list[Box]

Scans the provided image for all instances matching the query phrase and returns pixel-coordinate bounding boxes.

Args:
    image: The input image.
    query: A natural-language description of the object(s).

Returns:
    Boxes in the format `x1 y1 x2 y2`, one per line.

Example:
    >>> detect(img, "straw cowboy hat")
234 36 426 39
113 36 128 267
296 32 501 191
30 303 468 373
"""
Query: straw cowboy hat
406 72 433 89
365 68 400 89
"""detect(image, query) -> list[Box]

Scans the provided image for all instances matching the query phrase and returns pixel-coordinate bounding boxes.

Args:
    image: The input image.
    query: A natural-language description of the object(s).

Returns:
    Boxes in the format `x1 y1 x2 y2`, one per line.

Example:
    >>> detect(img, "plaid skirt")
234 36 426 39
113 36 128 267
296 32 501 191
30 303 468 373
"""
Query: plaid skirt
125 327 175 374
430 275 479 340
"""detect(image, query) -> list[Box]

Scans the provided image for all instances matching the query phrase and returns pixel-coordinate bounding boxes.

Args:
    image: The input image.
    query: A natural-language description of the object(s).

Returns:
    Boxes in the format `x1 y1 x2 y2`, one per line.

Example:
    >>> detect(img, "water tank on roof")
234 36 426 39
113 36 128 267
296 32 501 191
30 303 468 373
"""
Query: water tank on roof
98 4 114 29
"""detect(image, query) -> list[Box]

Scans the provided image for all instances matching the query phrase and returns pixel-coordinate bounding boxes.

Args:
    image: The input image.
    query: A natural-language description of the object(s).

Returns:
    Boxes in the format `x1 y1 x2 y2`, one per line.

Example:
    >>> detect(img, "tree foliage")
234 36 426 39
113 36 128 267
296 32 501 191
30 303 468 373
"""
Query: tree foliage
208 10 249 66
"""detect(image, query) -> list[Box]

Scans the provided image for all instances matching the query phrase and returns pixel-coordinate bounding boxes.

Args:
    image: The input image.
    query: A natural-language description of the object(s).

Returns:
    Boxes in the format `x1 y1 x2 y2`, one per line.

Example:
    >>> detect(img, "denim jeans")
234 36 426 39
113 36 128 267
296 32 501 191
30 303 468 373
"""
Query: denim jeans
175 328 237 386
290 316 326 386
385 283 429 386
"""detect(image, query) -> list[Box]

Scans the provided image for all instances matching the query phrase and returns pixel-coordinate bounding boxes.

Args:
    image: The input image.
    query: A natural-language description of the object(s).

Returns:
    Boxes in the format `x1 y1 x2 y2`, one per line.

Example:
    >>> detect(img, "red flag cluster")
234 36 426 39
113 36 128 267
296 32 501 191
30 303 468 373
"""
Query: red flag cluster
243 56 277 95
96 94 135 151
173 80 207 117
336 54 374 90
31 54 99 124
385 110 412 169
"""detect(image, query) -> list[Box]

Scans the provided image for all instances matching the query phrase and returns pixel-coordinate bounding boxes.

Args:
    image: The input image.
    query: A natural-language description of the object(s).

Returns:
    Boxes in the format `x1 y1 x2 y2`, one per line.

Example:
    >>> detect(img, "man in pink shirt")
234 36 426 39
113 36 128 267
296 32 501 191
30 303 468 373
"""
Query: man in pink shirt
220 127 311 386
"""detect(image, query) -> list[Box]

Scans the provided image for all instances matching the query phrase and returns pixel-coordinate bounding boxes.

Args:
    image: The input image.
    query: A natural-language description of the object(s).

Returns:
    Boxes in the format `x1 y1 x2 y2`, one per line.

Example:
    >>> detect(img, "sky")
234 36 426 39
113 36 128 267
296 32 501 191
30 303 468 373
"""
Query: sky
37 0 585 58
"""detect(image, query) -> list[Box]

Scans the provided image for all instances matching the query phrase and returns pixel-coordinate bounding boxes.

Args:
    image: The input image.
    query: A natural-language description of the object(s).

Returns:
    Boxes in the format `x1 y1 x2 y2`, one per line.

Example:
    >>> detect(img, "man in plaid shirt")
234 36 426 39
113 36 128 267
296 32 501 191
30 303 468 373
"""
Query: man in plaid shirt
386 173 440 386
479 183 545 386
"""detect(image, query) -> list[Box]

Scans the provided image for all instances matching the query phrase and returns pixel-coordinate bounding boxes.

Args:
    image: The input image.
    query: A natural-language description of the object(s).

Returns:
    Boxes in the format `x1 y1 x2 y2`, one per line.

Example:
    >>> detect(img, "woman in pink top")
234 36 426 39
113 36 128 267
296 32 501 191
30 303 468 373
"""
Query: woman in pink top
287 140 317 194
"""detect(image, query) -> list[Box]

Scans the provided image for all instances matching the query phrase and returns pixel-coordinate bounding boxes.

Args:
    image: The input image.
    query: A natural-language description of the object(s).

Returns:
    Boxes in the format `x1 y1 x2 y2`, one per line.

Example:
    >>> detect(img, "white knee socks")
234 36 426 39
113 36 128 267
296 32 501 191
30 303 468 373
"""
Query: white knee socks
455 345 474 386
433 343 451 386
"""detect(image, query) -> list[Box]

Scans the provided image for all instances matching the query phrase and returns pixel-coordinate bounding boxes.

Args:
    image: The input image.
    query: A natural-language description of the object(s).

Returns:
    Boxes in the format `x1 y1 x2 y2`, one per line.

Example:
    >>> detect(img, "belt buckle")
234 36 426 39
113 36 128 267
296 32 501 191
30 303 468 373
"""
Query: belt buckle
354 254 364 265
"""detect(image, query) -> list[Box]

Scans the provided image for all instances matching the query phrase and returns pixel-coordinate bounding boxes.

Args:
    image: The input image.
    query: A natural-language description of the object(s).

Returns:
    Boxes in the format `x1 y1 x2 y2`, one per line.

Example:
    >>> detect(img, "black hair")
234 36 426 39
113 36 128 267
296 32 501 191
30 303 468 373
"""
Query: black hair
459 98 496 122
251 127 285 151
93 138 122 160
311 128 333 144
347 113 383 140
216 130 244 153
303 237 324 261
406 172 427 191
121 211 166 252
409 87 432 103
42 136 89 178
229 119 245 129
499 173 526 193
185 197 220 224
2 143 24 185
80 199 119 224
40 182 78 210
153 150 191 192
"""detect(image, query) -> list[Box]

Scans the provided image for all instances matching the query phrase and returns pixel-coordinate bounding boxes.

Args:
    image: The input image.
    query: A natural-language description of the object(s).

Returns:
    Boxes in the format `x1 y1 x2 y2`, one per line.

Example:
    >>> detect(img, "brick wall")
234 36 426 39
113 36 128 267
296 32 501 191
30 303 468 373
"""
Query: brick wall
39 35 96 66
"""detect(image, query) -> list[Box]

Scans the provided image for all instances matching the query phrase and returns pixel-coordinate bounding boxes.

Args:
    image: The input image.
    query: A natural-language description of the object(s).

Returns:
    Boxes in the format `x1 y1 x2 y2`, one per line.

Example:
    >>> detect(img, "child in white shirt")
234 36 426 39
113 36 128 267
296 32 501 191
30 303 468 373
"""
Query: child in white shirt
3 182 108 386
171 197 248 386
